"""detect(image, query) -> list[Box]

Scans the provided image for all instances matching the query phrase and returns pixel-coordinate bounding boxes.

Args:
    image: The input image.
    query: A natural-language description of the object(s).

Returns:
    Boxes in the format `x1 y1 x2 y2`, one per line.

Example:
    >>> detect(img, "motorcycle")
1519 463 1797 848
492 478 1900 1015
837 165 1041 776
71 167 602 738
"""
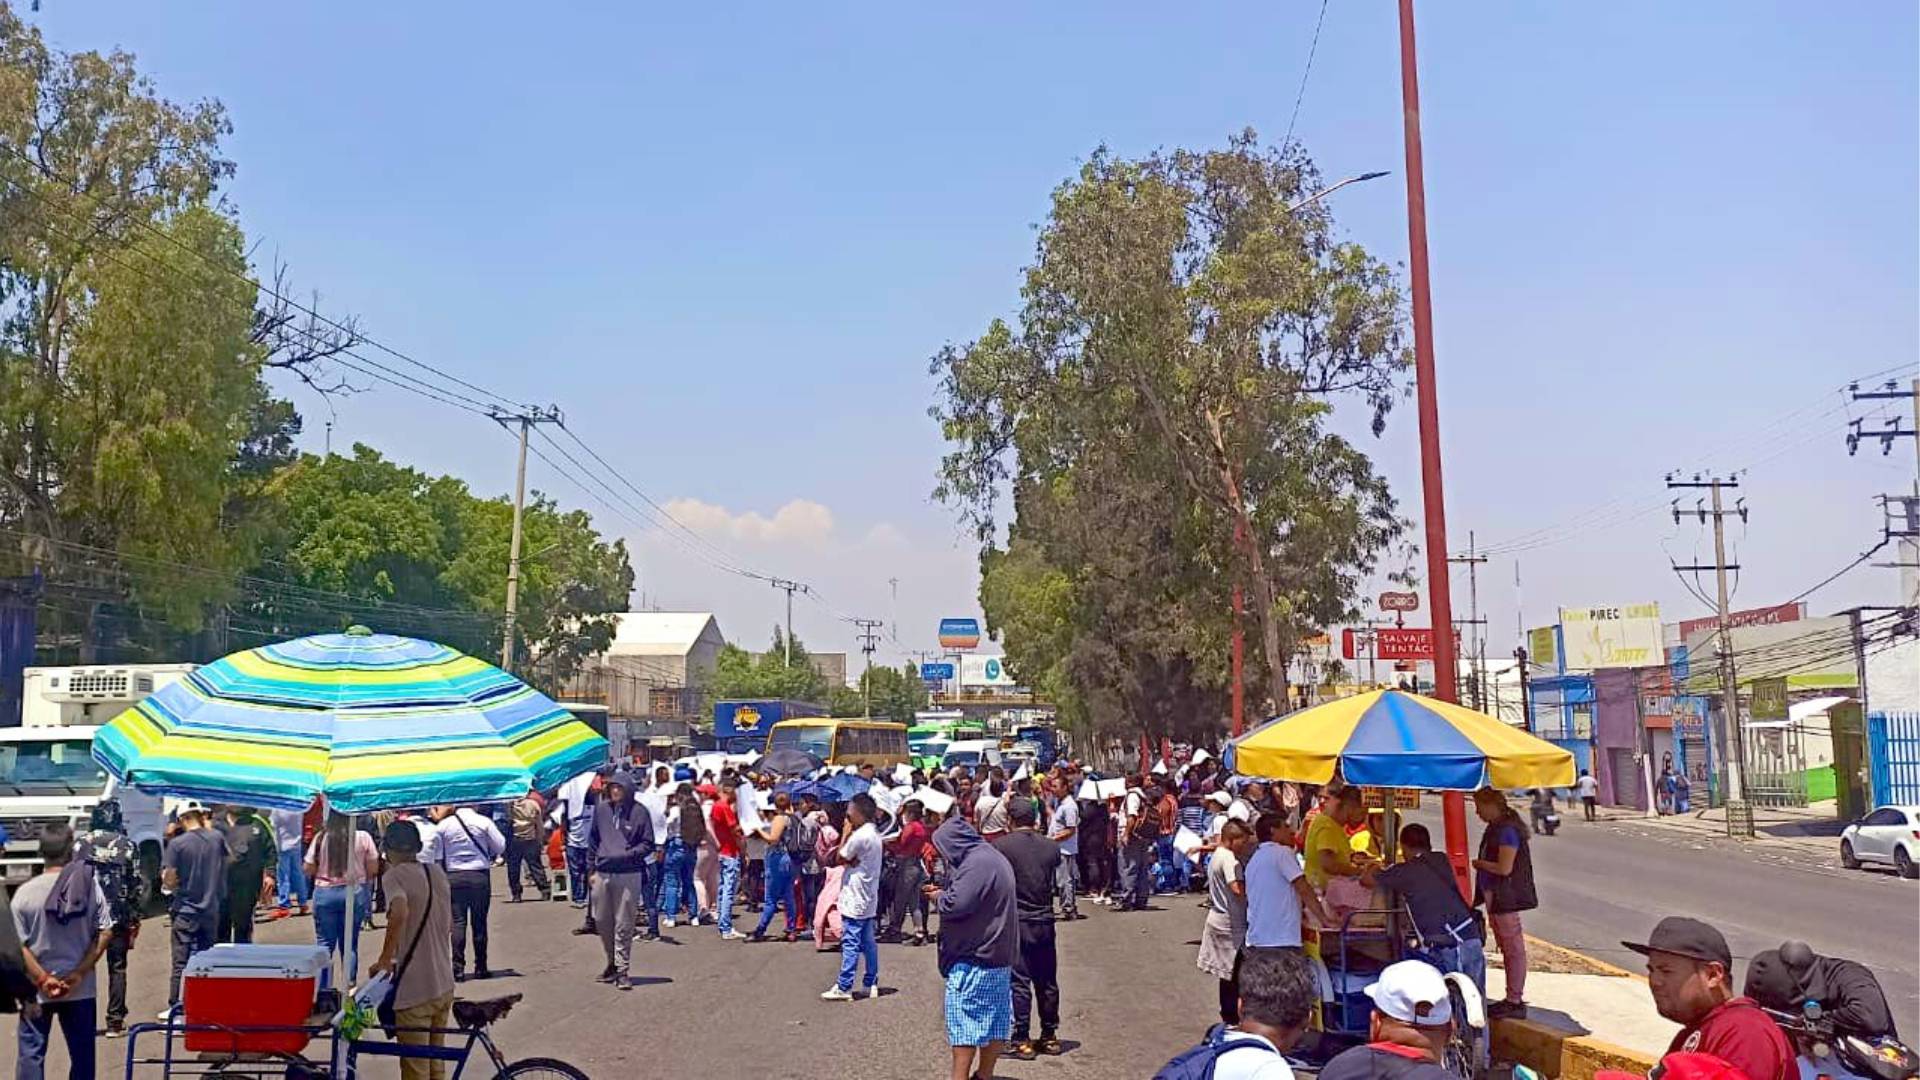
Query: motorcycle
1766 1000 1919 1080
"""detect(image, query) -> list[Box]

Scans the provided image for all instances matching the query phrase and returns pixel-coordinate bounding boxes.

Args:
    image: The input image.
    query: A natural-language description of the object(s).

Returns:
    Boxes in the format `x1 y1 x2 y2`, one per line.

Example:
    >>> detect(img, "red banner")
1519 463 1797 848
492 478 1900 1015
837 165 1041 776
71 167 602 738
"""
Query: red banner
1342 627 1435 661
1675 601 1803 641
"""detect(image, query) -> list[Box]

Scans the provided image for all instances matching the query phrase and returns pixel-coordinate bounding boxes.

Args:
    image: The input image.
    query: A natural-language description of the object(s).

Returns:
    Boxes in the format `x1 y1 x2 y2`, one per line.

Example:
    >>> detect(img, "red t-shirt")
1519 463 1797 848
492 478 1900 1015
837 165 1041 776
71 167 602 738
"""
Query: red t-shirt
888 820 930 859
1666 997 1794 1080
709 800 743 859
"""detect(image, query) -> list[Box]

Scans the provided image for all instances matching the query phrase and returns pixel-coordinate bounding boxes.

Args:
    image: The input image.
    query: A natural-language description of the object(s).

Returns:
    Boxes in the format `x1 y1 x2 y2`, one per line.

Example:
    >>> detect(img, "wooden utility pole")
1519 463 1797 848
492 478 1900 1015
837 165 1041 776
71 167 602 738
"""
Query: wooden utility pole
494 406 563 673
1668 474 1751 836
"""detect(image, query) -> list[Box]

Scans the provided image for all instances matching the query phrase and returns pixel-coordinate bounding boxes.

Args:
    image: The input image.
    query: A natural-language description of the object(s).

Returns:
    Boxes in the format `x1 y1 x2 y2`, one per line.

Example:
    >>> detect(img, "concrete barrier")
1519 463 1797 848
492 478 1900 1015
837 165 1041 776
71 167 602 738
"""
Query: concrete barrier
1492 1016 1660 1080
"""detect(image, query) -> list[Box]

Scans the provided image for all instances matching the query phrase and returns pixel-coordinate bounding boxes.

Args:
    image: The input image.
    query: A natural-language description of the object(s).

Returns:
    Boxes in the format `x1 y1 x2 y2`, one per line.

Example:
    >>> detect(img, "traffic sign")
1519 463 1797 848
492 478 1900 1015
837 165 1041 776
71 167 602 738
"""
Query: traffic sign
920 662 955 681
938 617 981 649
1378 591 1421 613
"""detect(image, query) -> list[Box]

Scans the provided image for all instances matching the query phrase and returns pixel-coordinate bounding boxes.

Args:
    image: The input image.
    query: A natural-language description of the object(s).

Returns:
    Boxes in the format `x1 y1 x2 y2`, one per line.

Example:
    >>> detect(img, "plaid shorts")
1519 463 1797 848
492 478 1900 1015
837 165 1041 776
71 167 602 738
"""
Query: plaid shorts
943 962 1012 1046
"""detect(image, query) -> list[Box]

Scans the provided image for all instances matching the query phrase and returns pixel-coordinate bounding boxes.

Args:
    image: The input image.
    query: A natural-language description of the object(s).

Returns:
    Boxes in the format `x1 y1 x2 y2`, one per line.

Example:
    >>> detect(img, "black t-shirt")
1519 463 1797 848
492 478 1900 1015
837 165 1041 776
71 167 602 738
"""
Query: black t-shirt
1377 851 1479 944
991 829 1060 923
163 827 229 928
1318 1043 1454 1080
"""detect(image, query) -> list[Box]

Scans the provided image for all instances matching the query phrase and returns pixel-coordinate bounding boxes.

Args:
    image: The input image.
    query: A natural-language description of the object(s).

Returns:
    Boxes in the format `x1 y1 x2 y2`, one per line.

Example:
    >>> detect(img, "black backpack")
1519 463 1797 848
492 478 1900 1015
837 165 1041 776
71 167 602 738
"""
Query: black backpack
678 800 708 846
1153 1024 1279 1080
784 812 816 859
1129 793 1163 843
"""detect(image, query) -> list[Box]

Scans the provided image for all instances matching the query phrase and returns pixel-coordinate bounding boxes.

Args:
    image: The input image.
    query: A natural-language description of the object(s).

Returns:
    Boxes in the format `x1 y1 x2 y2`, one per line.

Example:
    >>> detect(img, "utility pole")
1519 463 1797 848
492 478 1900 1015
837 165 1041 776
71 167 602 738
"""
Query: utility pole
1846 378 1920 606
1397 0 1470 891
1668 474 1750 836
1513 645 1533 734
768 579 807 667
1449 533 1488 710
493 405 563 673
853 618 884 716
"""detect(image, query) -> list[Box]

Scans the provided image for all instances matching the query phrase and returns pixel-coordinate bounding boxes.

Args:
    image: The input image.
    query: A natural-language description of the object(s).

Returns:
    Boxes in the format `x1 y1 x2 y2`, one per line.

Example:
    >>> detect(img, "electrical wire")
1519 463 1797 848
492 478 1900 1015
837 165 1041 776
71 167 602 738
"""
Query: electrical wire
1280 0 1332 155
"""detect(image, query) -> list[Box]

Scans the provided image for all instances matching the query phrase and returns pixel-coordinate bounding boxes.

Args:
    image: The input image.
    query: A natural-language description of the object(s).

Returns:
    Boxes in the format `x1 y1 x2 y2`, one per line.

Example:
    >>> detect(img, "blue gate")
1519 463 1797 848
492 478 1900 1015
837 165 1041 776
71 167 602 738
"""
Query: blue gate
1867 711 1920 808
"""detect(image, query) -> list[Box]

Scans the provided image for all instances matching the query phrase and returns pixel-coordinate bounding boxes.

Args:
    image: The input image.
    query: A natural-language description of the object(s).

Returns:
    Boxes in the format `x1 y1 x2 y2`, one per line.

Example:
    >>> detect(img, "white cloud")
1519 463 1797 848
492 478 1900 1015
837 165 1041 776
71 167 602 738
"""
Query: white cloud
664 497 836 546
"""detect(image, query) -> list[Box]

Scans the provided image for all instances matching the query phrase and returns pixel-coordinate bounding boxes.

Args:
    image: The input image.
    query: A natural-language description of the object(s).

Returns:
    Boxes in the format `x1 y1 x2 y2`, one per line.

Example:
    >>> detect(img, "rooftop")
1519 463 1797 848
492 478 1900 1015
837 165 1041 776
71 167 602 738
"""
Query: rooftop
607 612 724 656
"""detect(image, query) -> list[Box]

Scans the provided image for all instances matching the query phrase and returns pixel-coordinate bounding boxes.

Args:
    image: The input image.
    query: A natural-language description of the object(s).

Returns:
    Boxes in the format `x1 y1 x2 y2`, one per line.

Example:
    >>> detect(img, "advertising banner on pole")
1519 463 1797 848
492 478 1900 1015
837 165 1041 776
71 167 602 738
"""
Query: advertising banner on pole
938 618 981 650
1558 603 1664 670
960 655 1017 688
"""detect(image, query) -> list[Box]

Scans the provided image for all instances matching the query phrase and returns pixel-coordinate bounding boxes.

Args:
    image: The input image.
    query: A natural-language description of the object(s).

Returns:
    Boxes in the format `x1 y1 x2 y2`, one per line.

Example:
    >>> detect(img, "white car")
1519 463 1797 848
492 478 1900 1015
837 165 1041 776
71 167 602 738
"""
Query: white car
1839 804 1919 879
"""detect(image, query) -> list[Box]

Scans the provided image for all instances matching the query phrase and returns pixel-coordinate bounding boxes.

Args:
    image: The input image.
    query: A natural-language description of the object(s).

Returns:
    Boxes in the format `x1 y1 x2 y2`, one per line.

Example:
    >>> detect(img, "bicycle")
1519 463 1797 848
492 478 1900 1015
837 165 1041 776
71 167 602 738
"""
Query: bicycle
125 992 588 1079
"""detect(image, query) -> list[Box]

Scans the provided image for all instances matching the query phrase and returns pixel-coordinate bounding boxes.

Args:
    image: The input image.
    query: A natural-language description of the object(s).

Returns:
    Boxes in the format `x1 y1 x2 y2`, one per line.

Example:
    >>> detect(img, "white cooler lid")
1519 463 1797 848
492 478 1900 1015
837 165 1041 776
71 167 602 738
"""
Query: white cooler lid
183 943 330 979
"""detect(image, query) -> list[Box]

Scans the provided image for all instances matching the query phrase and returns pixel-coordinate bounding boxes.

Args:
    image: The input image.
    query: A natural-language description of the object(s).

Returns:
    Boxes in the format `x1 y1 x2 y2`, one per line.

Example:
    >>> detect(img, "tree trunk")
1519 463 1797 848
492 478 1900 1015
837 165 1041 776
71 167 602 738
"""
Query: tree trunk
1204 412 1291 717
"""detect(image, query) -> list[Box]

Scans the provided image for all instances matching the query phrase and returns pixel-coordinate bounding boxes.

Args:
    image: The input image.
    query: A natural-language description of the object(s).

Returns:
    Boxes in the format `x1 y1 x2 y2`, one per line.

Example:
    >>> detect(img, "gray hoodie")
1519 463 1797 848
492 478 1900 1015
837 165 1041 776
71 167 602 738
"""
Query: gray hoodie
932 816 1017 976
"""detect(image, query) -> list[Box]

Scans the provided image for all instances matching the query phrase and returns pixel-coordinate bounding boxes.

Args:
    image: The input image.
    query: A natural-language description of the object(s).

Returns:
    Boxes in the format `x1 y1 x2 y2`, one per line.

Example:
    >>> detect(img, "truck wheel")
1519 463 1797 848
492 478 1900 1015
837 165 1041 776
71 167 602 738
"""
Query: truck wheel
138 840 163 913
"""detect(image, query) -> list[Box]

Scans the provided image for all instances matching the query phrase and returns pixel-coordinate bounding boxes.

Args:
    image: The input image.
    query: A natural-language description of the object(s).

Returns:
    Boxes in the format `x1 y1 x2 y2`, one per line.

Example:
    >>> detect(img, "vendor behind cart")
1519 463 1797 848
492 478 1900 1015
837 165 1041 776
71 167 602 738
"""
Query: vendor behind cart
1360 823 1487 994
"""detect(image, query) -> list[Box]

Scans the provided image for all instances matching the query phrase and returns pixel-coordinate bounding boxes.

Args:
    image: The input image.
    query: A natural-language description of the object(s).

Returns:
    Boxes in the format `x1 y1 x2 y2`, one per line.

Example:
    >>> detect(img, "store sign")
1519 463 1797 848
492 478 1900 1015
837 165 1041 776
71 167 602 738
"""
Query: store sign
1378 591 1421 613
1342 627 1435 661
1750 677 1789 721
1360 787 1423 810
1559 603 1664 670
1672 696 1707 737
960 654 1017 688
1676 601 1805 642
1527 626 1558 668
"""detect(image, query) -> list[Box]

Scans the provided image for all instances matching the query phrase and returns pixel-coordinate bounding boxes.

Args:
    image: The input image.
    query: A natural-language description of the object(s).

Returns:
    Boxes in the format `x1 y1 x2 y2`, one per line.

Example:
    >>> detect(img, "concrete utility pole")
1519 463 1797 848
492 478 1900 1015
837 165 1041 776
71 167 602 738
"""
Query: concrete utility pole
1668 474 1750 836
768 579 807 666
852 619 884 716
1449 533 1488 709
1514 645 1533 734
1846 378 1920 606
494 405 563 674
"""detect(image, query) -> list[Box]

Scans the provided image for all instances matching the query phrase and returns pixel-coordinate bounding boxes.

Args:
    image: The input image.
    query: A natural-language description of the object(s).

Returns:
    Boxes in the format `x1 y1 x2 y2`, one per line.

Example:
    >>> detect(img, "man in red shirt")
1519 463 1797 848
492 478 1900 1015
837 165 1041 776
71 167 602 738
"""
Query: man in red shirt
709 780 746 940
1625 917 1794 1080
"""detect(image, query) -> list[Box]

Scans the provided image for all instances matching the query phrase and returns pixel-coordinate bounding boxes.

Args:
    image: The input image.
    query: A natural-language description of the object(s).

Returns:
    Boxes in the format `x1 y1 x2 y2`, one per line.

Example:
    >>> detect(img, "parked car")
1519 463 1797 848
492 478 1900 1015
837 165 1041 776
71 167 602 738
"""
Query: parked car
1839 804 1919 878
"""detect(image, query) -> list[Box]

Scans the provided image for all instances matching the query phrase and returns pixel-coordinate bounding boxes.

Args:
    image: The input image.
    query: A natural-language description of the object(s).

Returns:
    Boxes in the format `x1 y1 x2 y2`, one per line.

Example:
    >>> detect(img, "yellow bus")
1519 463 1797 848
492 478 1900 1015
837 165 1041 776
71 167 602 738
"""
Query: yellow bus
764 717 910 768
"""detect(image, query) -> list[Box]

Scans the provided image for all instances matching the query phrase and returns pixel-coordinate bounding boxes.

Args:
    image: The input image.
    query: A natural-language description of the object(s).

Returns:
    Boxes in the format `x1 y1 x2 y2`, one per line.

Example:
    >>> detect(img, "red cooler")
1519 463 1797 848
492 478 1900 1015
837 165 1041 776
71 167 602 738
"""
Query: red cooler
181 943 329 1054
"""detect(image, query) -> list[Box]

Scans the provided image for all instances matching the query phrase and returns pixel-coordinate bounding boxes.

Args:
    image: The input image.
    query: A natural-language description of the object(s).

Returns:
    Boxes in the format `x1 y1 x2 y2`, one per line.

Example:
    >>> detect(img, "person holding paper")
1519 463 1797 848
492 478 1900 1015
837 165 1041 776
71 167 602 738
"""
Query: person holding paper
882 801 932 946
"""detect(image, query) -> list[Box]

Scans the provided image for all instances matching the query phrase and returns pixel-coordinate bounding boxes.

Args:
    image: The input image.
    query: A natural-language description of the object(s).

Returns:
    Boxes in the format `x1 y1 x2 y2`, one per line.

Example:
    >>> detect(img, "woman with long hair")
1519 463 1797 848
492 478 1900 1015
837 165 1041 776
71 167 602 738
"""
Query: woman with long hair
749 792 800 943
1471 787 1537 1019
303 809 379 981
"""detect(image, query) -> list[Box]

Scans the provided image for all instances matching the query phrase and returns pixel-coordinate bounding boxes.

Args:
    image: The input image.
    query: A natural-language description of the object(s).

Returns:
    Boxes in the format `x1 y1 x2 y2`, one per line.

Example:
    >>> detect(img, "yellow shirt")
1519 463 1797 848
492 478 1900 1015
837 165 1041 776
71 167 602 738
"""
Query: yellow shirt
1303 812 1349 893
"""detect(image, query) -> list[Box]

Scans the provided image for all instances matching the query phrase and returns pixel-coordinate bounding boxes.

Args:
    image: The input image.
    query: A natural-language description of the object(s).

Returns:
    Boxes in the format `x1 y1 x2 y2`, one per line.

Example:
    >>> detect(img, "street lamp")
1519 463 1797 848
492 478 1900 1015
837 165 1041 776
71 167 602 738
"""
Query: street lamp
1286 170 1391 215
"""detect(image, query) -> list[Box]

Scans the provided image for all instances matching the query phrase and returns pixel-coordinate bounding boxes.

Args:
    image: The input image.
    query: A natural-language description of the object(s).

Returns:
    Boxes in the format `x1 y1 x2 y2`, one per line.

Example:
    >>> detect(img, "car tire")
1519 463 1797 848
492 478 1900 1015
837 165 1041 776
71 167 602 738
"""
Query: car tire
1897 846 1917 880
1841 839 1861 870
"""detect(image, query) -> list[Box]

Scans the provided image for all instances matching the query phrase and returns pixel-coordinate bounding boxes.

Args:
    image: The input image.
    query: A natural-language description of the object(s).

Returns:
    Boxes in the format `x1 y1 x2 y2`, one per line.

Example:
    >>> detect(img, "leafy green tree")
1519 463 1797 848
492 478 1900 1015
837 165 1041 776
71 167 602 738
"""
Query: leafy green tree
831 662 927 720
934 134 1406 733
706 627 830 706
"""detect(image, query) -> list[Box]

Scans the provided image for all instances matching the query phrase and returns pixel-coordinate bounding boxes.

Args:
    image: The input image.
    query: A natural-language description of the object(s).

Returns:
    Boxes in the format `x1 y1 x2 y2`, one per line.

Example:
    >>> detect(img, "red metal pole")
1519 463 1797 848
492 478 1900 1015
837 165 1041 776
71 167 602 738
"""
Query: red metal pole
1397 0 1472 896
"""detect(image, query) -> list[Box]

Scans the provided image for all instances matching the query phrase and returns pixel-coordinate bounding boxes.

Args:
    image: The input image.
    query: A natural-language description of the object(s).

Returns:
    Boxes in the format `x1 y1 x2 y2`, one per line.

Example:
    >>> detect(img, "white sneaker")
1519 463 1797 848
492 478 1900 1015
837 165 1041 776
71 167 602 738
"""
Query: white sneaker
859 985 881 1000
719 930 747 941
663 918 677 928
820 986 855 1002
157 1007 176 1021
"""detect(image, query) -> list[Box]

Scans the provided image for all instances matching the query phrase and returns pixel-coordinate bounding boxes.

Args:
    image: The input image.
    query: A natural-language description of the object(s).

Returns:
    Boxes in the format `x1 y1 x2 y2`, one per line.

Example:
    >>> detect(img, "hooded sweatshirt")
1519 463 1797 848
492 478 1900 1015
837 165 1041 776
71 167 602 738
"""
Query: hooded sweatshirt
932 816 1017 977
587 773 654 873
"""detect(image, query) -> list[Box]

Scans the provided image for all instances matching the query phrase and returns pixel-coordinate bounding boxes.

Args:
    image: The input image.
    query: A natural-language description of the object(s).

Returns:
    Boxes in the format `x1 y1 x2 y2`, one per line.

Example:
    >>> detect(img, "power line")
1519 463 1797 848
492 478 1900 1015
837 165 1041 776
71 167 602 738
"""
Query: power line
1280 0 1333 155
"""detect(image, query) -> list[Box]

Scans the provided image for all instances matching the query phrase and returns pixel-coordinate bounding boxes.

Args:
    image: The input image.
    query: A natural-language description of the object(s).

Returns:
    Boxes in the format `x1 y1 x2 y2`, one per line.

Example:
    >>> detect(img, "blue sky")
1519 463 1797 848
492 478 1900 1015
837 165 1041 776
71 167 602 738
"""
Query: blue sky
33 3 1918 670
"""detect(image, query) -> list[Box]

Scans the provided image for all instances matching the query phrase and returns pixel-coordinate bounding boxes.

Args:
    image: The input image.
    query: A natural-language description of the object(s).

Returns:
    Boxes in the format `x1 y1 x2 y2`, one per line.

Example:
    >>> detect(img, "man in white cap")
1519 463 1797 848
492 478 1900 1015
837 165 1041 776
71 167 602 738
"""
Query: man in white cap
1316 959 1456 1080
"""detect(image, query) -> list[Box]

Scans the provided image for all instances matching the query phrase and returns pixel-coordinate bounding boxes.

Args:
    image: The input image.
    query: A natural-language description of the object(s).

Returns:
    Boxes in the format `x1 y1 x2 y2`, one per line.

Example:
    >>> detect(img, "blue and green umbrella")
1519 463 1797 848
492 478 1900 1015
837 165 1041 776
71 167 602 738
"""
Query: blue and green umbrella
92 627 608 812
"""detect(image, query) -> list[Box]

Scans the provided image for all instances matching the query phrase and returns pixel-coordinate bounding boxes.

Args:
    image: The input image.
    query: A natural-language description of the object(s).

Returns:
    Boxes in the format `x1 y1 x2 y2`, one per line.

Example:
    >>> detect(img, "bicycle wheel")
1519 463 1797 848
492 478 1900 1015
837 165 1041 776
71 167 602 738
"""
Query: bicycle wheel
497 1057 591 1079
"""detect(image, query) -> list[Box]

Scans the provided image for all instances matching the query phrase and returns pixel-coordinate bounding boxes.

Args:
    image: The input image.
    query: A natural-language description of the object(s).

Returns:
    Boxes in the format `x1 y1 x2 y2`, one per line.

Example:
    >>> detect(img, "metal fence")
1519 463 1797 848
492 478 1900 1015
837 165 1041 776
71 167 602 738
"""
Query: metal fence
1867 711 1920 807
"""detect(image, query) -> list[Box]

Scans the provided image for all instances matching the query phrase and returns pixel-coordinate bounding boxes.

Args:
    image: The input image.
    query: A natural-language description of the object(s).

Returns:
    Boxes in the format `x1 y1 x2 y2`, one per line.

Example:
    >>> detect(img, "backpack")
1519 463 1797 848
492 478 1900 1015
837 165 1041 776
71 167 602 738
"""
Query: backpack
784 812 816 859
1129 793 1162 843
678 800 707 846
1153 1024 1279 1080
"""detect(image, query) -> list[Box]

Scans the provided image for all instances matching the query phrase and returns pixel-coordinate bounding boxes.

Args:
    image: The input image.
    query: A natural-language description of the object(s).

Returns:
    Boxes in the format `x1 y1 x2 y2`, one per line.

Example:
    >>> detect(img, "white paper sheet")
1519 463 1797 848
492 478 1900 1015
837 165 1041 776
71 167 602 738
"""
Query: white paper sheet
907 786 955 816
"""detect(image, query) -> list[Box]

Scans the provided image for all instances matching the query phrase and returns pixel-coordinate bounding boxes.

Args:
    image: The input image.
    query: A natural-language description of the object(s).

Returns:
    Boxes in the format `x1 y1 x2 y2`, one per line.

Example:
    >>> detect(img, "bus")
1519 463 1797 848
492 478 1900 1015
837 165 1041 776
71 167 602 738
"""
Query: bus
907 711 985 771
764 717 911 768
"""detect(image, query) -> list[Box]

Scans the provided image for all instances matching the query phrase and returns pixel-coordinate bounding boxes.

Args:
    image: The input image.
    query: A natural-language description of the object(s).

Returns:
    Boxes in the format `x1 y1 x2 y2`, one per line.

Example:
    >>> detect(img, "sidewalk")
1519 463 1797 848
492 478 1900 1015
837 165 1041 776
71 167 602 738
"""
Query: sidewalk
1589 800 1846 858
1487 936 1672 1078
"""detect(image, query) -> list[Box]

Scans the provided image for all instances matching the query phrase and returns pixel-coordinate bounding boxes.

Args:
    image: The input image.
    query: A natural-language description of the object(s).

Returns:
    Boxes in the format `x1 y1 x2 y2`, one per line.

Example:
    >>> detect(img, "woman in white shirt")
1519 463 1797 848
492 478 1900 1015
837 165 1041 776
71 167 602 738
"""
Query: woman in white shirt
303 811 379 980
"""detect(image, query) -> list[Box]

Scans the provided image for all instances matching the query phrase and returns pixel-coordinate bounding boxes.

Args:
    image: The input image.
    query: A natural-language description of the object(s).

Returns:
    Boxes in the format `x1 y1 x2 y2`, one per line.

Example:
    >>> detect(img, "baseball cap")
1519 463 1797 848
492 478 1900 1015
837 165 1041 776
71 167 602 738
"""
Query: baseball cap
1621 917 1732 971
1364 960 1453 1027
1207 790 1233 807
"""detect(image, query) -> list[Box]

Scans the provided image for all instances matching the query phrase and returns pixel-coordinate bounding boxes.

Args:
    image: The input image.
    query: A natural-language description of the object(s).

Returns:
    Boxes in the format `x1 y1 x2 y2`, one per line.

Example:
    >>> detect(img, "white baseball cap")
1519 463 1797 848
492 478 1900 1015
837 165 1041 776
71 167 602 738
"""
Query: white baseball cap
1207 790 1233 807
1364 960 1453 1027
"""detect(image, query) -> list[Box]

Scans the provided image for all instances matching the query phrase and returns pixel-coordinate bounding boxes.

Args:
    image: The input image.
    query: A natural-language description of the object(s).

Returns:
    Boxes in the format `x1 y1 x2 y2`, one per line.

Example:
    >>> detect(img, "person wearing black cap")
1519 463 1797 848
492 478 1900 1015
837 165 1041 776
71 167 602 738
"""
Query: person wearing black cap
1625 916 1793 1080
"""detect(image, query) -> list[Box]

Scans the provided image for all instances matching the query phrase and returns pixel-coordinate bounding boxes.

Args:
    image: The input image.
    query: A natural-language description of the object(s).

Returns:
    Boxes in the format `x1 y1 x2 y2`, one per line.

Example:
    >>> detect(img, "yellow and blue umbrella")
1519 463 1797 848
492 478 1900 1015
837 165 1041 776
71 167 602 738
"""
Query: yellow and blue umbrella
92 627 608 812
1227 688 1574 791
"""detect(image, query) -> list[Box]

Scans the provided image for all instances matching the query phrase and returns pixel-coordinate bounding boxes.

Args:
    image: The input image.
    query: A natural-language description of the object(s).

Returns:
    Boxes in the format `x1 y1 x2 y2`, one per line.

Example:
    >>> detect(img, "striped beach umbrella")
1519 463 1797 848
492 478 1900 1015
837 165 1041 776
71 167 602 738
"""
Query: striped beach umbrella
92 627 608 812
1227 688 1575 791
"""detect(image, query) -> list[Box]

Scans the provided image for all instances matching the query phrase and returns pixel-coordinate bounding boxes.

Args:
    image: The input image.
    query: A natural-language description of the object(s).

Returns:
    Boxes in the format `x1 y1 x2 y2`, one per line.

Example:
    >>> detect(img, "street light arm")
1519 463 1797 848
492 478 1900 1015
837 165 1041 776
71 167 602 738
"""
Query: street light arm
1286 170 1391 214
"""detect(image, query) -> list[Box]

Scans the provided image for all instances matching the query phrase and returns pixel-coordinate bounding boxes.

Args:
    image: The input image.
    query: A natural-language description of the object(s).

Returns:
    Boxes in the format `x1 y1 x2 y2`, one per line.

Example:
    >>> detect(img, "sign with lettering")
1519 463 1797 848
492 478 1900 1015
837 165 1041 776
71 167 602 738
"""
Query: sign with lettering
1559 603 1664 670
938 618 981 650
1378 591 1421 613
1342 627 1435 661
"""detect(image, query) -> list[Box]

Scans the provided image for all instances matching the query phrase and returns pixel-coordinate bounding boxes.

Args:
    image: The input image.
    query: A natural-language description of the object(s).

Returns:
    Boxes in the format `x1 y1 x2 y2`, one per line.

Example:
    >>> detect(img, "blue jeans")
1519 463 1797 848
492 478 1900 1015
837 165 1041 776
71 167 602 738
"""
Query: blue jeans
837 915 879 992
1425 935 1489 998
566 844 592 904
275 848 310 909
798 871 823 925
18 997 95 1080
755 848 798 935
312 885 368 982
1153 835 1185 891
717 854 741 935
661 838 696 920
1119 841 1153 908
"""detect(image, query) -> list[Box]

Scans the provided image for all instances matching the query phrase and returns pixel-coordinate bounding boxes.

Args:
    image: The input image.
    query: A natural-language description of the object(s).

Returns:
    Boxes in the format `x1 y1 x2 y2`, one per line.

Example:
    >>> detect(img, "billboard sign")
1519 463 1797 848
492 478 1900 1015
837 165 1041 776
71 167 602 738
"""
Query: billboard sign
1675 601 1805 642
919 662 955 682
1378 591 1421 613
1750 677 1789 721
1682 615 1857 692
1527 626 1559 669
1341 627 1435 661
938 617 981 650
960 654 1017 688
1559 603 1663 670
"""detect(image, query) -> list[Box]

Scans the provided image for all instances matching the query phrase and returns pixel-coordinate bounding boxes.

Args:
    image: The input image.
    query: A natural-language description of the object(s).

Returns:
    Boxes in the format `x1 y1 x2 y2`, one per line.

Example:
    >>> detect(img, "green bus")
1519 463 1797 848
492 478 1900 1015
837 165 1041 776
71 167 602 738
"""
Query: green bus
907 710 985 771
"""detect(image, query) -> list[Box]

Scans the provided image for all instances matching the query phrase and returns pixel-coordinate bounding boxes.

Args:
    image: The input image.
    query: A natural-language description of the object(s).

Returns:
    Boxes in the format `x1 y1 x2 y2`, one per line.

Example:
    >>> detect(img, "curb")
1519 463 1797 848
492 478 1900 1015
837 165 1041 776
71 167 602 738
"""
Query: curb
1522 934 1643 981
1492 1017 1659 1080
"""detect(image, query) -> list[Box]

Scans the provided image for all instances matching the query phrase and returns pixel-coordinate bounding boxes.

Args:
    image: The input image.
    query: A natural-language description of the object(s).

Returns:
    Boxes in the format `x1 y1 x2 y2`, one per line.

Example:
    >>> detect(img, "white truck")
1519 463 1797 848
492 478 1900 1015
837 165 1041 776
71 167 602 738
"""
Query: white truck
4 663 197 895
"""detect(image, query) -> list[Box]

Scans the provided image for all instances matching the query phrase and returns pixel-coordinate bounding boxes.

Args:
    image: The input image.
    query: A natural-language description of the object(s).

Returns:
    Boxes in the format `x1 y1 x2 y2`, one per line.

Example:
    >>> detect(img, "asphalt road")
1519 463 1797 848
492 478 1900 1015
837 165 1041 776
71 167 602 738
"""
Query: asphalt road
0 873 1234 1078
1405 803 1920 1029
